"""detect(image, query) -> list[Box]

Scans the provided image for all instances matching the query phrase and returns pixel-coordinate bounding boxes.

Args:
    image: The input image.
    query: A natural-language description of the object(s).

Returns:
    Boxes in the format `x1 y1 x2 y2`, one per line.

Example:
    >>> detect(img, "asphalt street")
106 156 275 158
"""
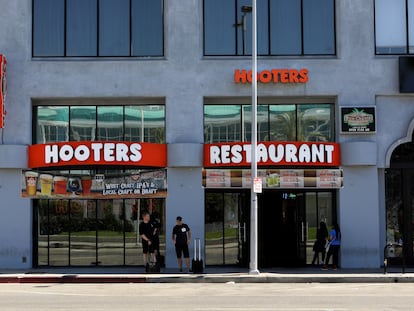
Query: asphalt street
0 282 412 311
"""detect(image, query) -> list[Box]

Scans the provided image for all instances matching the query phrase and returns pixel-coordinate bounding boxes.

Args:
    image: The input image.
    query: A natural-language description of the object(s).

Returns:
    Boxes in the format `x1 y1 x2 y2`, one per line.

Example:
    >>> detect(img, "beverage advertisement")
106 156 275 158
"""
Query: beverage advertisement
21 169 167 199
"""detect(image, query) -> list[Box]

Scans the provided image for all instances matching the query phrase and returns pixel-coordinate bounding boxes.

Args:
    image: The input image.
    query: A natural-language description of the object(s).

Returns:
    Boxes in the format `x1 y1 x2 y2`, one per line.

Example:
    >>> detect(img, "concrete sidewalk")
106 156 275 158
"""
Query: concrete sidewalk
0 266 413 283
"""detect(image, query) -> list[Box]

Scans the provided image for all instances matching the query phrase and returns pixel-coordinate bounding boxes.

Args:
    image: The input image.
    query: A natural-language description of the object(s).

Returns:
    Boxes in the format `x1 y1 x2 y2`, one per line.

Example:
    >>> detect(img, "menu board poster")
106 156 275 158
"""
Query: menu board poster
341 107 376 133
21 169 167 199
203 169 343 189
316 169 343 188
205 170 231 188
279 170 305 188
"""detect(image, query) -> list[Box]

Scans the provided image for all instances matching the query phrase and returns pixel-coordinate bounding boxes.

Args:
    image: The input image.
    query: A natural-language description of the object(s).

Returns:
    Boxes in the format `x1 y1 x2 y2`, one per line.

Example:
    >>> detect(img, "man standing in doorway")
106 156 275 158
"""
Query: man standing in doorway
139 212 156 267
172 216 191 272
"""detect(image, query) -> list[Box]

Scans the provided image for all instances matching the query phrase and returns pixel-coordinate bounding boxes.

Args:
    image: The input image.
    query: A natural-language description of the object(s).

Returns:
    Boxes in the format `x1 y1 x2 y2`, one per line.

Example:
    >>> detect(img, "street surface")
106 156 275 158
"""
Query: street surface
0 282 412 310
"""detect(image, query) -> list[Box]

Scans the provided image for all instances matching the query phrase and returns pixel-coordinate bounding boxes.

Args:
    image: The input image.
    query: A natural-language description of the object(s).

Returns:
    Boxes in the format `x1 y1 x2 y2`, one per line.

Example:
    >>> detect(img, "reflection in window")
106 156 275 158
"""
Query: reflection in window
204 105 241 143
34 104 165 144
298 105 333 142
204 103 334 143
385 169 403 244
37 106 69 143
269 105 296 141
375 0 408 54
204 0 335 56
67 0 97 56
35 198 165 266
125 106 165 143
97 106 124 141
70 106 96 141
33 0 164 57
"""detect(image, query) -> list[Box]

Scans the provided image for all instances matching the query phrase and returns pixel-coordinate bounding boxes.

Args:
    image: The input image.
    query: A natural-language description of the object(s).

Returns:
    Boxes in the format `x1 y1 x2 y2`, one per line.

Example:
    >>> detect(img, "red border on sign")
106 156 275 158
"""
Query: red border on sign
28 141 167 168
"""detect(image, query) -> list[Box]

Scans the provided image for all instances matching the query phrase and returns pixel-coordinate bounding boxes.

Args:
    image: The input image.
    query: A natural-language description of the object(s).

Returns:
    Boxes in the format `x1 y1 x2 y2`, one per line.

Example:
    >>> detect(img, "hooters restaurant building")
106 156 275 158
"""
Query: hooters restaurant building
2 0 409 270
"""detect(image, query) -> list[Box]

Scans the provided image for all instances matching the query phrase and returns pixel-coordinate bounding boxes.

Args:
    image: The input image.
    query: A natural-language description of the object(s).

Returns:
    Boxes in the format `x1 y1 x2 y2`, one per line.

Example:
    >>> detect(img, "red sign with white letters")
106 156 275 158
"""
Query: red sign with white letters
204 141 341 168
28 141 167 168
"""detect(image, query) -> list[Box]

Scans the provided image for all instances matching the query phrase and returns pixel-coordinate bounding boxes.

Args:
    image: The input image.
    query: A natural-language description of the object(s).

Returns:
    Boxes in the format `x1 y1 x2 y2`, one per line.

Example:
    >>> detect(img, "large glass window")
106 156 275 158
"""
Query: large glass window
375 0 414 54
203 0 336 56
204 103 334 143
33 0 164 57
34 103 165 144
36 197 165 266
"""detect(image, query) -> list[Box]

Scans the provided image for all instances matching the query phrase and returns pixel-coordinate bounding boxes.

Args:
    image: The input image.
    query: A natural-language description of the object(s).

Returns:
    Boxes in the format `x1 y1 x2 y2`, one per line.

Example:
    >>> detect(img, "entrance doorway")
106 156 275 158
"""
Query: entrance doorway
205 190 336 268
386 140 414 263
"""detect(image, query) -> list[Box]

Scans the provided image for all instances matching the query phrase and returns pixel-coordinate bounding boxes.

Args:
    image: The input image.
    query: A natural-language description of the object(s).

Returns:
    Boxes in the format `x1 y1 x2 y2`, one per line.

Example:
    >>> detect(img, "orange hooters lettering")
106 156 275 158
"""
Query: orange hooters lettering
234 68 309 84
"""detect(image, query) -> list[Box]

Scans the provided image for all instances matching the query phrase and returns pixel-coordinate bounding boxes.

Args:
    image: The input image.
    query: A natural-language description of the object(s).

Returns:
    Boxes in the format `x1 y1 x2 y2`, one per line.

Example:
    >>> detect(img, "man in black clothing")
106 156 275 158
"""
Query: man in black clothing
172 216 191 272
139 212 156 266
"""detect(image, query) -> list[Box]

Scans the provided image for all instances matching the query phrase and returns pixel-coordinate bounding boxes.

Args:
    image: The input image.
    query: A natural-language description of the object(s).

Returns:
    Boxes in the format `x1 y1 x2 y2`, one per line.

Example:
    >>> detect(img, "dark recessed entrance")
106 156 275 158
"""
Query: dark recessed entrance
205 190 336 268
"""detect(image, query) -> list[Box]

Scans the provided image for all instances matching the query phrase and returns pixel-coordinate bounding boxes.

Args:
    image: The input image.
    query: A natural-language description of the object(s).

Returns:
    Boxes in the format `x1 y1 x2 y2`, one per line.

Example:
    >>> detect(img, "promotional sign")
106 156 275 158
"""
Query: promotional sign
341 107 376 133
204 141 341 168
28 141 167 168
22 169 167 199
203 169 343 189
0 55 6 128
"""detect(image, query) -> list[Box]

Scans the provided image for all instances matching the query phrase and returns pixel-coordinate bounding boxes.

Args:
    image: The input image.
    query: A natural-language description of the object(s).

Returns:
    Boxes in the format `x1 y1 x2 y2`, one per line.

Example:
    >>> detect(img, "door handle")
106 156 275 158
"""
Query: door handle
238 222 247 243
243 222 246 242
238 223 242 244
301 222 305 242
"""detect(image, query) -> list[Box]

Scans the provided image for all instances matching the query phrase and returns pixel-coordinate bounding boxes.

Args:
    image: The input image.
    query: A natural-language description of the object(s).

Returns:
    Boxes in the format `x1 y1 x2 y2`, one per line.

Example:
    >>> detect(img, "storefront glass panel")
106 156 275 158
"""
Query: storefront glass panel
97 200 125 265
268 105 296 141
49 200 70 266
223 193 239 265
70 106 97 141
70 200 96 266
97 106 124 141
204 103 335 143
34 198 165 266
37 199 49 266
205 193 225 265
298 104 333 142
36 106 69 143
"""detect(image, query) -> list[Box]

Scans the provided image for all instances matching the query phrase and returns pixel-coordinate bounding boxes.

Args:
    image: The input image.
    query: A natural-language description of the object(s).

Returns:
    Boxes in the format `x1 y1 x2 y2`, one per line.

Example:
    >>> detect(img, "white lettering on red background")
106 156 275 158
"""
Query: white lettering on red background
209 143 335 165
45 142 142 164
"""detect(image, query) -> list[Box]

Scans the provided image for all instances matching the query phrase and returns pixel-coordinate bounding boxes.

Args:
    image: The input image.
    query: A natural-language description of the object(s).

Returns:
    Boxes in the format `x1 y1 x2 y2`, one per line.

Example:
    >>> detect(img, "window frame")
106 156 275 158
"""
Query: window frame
203 0 336 57
32 0 165 58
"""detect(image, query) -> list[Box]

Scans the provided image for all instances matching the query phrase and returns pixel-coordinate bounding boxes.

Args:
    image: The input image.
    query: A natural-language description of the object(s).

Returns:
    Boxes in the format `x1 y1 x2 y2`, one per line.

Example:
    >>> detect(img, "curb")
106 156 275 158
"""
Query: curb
1 272 414 284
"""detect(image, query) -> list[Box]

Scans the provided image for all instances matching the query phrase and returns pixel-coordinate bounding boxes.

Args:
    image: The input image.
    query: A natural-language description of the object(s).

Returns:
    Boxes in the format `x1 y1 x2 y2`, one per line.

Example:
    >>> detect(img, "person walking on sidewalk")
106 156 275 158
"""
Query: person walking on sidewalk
322 223 341 270
172 216 191 272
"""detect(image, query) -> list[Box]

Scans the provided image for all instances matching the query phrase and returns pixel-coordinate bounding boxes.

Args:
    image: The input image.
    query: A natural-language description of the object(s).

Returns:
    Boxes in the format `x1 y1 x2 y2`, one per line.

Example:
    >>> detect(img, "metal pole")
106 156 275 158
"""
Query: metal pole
249 0 259 275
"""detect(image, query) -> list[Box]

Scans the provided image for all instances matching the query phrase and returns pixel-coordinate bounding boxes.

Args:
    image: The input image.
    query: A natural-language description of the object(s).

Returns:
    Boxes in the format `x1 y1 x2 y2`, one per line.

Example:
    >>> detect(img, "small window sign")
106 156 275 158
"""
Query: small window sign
340 107 376 134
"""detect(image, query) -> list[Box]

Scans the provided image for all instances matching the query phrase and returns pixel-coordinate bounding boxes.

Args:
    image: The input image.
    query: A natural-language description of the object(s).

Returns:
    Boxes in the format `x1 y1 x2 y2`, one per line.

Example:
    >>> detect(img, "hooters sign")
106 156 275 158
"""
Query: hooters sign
28 141 167 168
204 141 341 168
0 55 6 128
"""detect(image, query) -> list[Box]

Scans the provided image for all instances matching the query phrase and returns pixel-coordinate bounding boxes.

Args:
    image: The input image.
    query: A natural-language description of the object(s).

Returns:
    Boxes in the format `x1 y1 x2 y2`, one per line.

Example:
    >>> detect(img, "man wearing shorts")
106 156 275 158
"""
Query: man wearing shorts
172 216 191 272
139 212 156 266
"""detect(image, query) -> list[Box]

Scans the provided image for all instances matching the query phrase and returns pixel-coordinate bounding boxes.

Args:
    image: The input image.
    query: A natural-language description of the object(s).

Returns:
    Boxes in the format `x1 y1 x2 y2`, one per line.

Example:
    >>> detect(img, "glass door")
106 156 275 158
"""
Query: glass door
205 191 245 266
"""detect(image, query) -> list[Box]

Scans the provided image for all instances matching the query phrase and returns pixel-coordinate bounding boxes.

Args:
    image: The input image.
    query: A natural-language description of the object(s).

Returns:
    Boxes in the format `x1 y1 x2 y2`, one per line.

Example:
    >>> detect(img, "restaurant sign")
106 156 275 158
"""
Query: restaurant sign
204 141 341 168
28 141 167 168
340 107 376 133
